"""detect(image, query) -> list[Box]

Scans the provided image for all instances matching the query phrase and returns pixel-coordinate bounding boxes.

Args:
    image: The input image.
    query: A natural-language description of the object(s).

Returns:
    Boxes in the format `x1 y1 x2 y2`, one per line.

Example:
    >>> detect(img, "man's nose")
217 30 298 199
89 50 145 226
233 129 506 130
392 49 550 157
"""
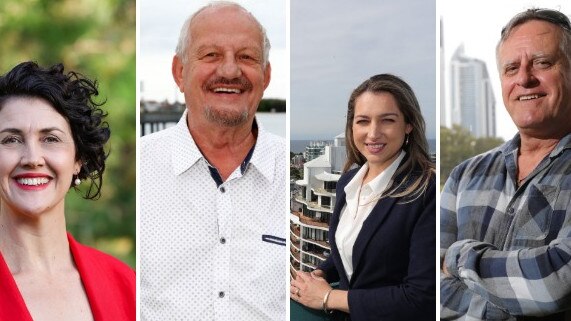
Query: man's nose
515 65 539 88
217 54 242 79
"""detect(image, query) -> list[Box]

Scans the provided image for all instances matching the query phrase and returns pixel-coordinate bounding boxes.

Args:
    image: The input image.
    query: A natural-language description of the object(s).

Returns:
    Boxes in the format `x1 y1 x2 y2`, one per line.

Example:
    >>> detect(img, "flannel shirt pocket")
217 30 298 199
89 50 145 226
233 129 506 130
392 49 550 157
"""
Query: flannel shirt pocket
514 184 559 243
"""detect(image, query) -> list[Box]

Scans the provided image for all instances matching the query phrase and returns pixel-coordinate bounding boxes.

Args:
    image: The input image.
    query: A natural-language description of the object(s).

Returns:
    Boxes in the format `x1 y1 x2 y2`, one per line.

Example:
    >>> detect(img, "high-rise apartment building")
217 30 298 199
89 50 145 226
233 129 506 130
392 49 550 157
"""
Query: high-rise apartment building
449 45 496 138
290 134 346 277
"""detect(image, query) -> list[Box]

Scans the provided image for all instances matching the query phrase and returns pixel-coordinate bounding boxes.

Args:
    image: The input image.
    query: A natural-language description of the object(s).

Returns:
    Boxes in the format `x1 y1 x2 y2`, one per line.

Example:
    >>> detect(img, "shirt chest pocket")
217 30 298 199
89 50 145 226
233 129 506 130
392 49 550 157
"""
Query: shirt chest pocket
513 184 559 244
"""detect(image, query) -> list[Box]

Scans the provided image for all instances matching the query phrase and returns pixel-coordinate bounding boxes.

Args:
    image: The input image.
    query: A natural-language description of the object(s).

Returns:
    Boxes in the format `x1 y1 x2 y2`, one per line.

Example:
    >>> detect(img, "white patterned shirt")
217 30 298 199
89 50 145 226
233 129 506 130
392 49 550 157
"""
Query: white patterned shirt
140 113 287 321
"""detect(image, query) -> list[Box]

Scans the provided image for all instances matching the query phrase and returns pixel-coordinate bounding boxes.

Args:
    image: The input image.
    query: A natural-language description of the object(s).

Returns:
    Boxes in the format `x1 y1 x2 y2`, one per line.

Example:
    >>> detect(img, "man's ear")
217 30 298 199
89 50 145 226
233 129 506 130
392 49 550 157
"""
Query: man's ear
172 55 185 92
263 62 271 90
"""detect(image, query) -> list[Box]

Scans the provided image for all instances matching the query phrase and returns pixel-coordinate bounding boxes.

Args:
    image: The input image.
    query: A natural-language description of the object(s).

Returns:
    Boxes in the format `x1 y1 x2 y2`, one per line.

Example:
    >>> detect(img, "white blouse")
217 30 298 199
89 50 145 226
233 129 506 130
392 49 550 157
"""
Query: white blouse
335 150 405 281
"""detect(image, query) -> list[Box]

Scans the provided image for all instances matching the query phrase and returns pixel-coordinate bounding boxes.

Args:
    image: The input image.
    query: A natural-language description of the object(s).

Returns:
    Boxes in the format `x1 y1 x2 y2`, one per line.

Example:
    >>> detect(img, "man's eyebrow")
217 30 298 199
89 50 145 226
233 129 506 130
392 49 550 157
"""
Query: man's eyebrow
501 52 557 68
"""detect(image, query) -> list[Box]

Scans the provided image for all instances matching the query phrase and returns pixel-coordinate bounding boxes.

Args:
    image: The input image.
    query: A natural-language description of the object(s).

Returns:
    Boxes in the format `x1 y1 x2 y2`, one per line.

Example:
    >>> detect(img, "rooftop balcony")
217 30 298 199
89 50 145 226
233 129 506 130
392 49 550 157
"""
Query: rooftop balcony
290 248 301 263
290 258 300 271
295 179 308 187
299 212 329 229
301 261 317 270
312 187 335 196
301 237 330 251
290 265 298 280
291 237 300 251
307 201 333 213
303 248 328 261
290 225 300 239
294 195 308 205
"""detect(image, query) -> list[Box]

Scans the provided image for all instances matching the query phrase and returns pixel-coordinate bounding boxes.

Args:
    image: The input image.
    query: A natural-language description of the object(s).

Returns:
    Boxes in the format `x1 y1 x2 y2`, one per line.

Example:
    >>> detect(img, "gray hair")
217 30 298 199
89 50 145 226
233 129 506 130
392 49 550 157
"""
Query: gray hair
496 8 571 70
175 1 271 66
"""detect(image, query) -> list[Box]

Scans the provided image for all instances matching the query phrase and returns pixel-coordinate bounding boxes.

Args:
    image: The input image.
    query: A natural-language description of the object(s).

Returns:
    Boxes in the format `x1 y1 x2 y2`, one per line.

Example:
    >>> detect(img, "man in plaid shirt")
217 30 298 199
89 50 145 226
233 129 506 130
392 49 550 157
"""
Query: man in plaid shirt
441 8 571 320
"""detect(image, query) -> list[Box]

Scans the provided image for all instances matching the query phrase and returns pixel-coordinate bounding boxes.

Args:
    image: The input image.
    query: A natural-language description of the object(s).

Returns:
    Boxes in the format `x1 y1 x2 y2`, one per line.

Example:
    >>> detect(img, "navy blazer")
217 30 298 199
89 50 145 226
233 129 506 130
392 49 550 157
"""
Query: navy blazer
318 166 436 321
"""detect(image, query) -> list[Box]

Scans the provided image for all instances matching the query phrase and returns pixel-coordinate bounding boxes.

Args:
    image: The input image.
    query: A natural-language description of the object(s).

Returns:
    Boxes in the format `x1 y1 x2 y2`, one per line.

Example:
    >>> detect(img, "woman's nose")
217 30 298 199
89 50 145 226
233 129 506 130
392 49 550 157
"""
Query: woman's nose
367 121 381 139
20 142 45 168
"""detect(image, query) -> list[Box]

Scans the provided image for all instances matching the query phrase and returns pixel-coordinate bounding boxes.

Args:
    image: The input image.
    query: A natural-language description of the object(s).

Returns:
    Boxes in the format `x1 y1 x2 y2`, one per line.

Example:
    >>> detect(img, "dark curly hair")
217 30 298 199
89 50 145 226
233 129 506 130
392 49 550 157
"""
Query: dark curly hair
0 61 110 200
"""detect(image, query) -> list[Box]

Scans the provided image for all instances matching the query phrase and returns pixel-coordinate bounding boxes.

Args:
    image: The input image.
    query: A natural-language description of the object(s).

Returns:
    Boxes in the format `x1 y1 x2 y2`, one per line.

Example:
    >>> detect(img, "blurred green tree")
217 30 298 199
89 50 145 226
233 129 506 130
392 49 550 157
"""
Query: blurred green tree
0 0 136 267
440 125 504 189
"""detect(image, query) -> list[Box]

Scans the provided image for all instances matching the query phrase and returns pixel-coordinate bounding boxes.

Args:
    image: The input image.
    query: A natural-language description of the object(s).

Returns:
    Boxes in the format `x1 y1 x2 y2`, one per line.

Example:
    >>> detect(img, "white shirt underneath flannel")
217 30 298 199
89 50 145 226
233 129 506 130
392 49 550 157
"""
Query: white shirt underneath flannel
140 112 287 321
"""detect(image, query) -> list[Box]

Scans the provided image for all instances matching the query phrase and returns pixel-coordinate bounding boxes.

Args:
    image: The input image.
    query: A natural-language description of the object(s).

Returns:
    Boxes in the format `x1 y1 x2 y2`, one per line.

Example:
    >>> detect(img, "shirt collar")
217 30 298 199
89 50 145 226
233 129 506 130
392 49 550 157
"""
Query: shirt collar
364 150 406 194
246 120 277 183
169 110 276 183
502 131 571 159
171 111 203 176
344 150 406 198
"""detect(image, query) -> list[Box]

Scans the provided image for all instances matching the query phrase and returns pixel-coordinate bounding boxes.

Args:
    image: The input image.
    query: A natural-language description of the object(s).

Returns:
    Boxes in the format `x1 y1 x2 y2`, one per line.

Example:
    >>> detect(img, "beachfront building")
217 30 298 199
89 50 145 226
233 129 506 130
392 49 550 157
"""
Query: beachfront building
290 133 346 277
303 141 330 162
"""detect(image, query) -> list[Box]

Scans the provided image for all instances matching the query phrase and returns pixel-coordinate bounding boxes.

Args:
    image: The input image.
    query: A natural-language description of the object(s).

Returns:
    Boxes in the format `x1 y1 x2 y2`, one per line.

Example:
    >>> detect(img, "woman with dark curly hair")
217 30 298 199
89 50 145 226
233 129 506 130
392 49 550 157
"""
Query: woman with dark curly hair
0 62 135 320
291 74 435 321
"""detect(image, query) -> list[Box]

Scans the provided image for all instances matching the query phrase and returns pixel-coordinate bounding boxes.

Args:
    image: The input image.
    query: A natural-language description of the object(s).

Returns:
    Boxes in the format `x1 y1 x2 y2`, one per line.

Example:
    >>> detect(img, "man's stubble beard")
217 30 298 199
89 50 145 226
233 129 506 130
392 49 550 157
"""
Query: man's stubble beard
204 104 250 127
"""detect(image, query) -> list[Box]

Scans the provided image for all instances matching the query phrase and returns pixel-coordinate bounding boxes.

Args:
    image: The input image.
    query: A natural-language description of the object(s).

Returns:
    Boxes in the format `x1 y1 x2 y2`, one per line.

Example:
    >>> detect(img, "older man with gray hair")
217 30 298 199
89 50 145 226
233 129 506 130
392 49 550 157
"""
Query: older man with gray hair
140 2 286 320
441 8 571 321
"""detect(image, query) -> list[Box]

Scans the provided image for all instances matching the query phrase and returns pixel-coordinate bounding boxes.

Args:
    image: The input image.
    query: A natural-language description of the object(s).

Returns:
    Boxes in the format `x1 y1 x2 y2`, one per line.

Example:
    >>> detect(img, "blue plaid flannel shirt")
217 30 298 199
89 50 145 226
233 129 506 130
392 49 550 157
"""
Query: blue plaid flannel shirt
440 133 571 320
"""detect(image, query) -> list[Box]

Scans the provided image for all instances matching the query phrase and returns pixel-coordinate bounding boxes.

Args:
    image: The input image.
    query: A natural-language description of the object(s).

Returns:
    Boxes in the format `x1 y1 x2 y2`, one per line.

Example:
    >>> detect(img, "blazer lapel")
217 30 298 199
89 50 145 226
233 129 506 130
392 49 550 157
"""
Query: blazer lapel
329 188 350 285
0 252 34 321
350 195 398 285
68 233 107 320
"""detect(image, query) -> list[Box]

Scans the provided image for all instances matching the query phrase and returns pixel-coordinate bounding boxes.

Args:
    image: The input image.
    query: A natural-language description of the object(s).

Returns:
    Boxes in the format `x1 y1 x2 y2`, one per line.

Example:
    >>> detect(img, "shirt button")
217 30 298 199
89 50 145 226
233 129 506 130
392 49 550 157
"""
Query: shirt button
219 291 225 298
220 186 226 193
508 207 514 214
220 237 226 244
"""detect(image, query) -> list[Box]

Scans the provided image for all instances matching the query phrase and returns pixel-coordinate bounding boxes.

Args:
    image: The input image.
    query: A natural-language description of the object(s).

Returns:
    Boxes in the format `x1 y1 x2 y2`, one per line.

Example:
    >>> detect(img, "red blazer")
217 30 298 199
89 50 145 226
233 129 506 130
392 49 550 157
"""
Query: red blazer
0 233 135 321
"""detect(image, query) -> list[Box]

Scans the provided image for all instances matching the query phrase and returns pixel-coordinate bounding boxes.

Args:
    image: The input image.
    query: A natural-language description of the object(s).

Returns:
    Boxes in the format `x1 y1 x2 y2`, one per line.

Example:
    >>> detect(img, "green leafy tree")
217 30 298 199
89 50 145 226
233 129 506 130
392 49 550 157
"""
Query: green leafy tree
0 0 136 267
440 125 504 189
290 166 303 180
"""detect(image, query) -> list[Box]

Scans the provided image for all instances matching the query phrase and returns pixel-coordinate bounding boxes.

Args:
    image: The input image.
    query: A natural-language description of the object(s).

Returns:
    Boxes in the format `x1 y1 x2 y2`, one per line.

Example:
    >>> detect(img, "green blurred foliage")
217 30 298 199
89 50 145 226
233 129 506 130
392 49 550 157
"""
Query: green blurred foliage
290 166 302 180
440 125 504 190
258 98 285 112
0 0 136 267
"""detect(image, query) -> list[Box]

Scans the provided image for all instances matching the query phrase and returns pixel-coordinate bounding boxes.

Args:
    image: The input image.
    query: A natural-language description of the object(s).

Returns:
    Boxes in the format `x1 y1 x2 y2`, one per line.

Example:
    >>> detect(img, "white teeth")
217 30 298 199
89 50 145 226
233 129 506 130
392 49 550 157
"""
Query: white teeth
17 177 49 186
366 143 384 148
213 87 241 94
519 94 541 101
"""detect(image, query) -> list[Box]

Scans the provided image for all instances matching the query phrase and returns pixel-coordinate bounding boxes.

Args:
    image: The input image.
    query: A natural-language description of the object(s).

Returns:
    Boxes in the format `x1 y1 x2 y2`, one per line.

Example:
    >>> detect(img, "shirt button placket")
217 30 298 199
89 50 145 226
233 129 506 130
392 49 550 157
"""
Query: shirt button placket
215 183 231 320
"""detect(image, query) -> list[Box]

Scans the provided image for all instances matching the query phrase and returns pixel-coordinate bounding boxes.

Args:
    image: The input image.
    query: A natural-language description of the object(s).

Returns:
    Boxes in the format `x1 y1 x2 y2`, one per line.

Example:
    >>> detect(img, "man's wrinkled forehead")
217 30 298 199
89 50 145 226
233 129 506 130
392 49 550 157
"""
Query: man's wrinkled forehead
190 4 260 37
